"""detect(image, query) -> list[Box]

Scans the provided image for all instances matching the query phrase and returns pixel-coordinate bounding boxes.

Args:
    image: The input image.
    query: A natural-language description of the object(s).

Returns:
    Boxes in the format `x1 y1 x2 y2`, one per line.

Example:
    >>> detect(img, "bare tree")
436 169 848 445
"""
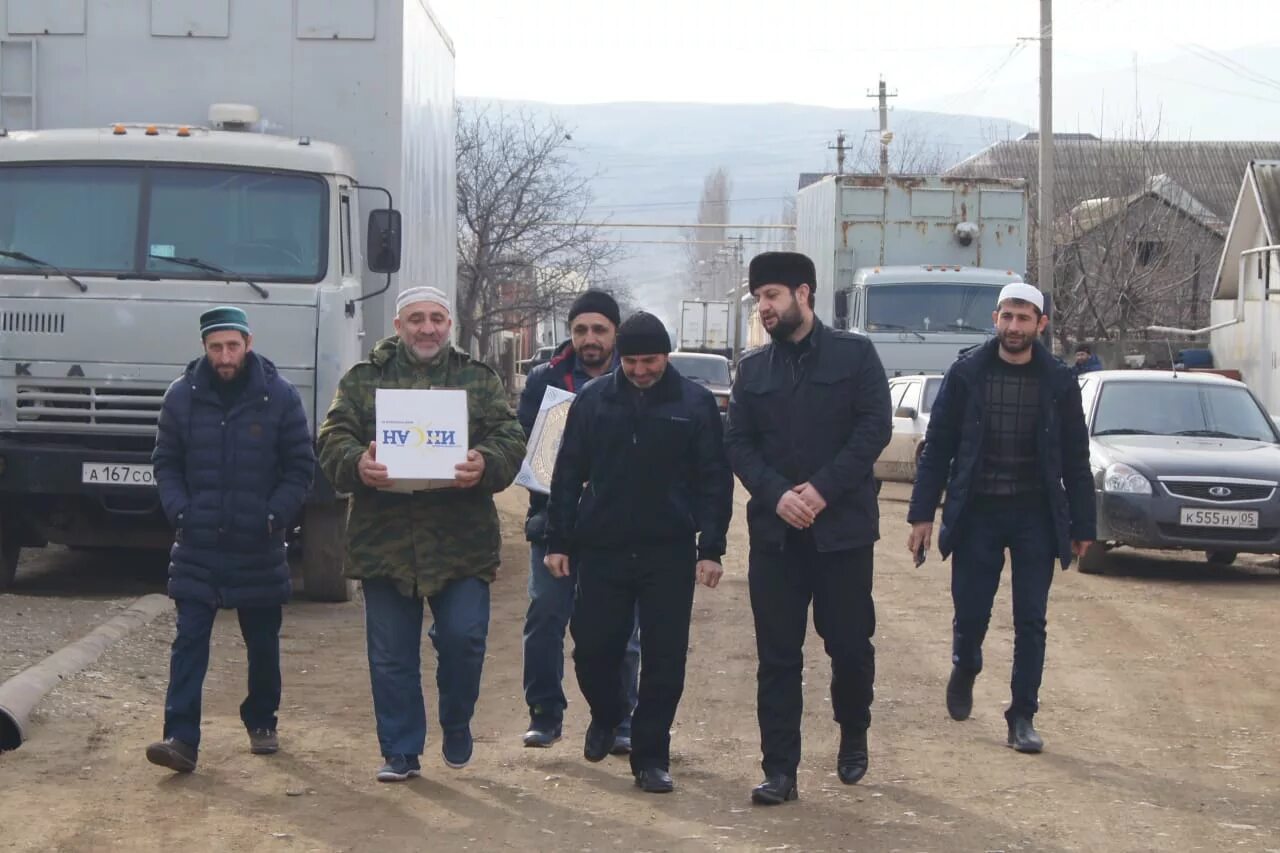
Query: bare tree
456 104 618 363
685 168 732 300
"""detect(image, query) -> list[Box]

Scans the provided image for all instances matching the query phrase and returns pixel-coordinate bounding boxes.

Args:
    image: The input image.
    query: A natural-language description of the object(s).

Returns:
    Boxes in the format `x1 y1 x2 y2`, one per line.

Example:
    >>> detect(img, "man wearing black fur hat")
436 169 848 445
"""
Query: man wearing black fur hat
516 289 640 753
545 312 733 794
726 251 892 805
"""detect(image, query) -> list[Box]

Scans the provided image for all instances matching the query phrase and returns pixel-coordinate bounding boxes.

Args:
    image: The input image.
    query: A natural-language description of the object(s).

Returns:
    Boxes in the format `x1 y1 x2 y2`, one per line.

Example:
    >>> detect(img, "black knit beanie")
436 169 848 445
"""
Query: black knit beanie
616 312 671 356
568 289 622 328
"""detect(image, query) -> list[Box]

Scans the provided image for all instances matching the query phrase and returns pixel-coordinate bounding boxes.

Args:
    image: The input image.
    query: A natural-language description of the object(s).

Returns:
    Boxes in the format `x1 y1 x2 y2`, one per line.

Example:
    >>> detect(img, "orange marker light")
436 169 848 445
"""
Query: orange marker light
145 125 159 136
177 126 191 137
112 124 127 135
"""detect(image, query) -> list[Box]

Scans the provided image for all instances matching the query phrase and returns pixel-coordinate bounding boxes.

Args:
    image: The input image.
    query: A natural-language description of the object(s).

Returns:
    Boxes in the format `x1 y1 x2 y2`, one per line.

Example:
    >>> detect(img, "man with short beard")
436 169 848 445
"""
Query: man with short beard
725 252 892 806
907 283 1095 754
317 286 526 782
516 290 641 752
147 307 315 773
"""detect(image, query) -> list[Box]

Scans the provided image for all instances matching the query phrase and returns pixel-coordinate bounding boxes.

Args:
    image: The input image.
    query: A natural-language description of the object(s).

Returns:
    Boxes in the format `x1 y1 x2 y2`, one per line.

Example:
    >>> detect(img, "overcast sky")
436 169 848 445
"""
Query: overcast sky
429 0 1280 137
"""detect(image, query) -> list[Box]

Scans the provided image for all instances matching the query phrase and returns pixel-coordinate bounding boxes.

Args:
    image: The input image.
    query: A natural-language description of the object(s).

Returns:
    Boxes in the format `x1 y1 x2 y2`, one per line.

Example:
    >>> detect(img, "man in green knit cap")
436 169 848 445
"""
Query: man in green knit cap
317 286 526 783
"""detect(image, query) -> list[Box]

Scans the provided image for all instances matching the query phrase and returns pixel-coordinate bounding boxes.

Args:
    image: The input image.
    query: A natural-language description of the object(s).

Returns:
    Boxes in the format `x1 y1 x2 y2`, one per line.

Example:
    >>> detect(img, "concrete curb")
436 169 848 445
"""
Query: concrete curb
0 593 170 752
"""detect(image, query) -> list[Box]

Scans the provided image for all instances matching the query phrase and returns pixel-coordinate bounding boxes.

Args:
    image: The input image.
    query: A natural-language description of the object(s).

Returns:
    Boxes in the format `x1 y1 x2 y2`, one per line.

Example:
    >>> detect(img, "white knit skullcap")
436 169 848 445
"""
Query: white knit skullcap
996 282 1044 313
395 286 452 316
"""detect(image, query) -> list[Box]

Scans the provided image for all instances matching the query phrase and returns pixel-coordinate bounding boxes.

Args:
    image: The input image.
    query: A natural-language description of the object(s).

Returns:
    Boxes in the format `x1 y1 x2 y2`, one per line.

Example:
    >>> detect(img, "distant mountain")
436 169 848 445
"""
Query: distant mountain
465 98 1030 326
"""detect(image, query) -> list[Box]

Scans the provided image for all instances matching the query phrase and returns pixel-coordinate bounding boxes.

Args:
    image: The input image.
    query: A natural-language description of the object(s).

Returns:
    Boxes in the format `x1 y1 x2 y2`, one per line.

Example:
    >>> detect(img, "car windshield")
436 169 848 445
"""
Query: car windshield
1092 381 1278 442
865 283 1000 334
669 355 731 385
0 163 327 282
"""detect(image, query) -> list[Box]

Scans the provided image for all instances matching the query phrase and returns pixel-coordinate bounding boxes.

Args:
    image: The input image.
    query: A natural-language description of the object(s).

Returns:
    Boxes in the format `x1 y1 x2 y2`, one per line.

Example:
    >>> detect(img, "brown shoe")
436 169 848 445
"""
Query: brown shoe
248 728 279 755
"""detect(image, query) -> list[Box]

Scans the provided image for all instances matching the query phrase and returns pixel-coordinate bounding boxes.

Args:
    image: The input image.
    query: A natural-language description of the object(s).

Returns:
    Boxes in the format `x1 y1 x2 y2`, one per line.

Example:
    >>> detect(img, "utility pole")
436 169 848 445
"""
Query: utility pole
1038 0 1055 332
867 76 897 176
828 129 850 175
732 234 745 364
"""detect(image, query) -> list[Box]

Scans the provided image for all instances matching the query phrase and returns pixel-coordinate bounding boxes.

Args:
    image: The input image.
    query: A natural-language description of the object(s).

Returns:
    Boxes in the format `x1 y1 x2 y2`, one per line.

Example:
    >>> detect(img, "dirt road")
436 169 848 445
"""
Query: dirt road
1 484 1277 852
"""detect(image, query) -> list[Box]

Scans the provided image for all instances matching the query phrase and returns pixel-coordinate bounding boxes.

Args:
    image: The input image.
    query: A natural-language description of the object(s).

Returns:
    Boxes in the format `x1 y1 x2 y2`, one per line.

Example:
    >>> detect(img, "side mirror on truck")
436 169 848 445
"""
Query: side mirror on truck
367 209 402 274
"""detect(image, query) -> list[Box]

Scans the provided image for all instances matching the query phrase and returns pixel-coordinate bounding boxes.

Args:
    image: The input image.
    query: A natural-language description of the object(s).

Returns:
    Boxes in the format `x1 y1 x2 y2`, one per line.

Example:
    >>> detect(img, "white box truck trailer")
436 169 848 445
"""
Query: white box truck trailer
795 174 1028 377
677 299 732 358
0 0 456 599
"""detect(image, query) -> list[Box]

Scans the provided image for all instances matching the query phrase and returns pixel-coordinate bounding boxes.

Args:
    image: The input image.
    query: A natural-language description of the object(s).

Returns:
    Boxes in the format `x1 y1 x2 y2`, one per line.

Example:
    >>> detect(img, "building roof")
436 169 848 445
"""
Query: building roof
1253 161 1280 244
1212 160 1280 300
947 139 1280 222
1056 174 1227 242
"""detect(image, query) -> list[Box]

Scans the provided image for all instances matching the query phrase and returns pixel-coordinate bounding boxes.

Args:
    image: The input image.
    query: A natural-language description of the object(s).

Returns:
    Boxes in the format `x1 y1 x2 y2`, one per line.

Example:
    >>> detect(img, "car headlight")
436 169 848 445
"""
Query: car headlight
1103 462 1152 495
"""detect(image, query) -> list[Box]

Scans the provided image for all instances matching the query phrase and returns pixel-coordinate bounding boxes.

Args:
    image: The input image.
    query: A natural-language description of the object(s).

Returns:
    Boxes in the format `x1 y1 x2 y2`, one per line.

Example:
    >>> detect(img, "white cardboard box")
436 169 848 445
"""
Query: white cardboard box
375 388 469 491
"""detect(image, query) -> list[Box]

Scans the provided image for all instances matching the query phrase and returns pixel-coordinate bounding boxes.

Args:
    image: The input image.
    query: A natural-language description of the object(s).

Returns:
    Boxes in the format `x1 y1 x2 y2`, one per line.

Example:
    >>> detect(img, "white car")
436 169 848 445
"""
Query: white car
874 374 944 485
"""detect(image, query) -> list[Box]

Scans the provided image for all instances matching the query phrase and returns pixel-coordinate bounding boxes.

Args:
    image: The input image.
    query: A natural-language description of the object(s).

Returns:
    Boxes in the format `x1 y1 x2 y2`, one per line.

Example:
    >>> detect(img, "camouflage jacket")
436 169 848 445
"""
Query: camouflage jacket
316 336 526 597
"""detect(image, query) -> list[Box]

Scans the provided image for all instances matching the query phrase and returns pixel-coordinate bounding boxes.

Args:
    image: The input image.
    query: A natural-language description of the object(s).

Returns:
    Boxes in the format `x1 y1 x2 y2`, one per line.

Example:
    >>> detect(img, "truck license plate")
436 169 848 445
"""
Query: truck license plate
81 463 155 487
1179 507 1259 529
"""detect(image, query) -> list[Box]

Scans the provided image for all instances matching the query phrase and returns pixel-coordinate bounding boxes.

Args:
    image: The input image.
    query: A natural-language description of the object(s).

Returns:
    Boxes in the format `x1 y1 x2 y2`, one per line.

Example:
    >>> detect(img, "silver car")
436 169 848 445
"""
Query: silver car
1078 370 1280 573
874 374 944 485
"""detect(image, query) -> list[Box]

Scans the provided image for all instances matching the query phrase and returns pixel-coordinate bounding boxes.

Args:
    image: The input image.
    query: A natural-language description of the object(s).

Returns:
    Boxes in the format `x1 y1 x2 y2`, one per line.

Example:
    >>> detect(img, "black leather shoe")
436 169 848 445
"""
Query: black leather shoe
947 667 978 721
837 727 868 785
1006 716 1044 753
750 774 798 805
610 734 633 756
583 722 616 763
633 768 674 793
145 737 197 773
523 719 563 748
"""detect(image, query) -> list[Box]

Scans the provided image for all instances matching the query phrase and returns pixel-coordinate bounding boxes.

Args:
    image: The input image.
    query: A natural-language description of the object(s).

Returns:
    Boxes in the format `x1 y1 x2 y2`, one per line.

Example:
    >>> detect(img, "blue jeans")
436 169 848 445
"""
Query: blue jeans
523 542 639 733
950 495 1057 720
362 576 490 758
163 600 282 751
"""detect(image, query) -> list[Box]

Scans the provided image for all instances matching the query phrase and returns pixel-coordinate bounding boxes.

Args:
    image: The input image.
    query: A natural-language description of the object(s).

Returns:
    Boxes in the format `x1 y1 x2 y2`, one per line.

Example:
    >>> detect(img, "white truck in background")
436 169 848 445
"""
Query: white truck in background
678 299 732 359
795 174 1028 377
0 0 456 598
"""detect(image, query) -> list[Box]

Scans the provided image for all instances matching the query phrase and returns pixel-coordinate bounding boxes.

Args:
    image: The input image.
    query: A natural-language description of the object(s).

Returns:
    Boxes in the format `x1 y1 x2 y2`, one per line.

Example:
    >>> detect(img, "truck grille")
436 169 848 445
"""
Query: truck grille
15 382 165 430
1 311 66 334
1162 481 1275 503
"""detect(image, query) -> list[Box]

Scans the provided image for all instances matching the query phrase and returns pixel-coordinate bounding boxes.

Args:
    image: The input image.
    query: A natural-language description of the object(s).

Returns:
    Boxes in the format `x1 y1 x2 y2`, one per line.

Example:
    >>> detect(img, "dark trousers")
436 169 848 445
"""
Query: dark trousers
570 543 695 775
950 494 1057 720
362 576 490 759
523 541 640 733
163 599 282 751
749 534 875 779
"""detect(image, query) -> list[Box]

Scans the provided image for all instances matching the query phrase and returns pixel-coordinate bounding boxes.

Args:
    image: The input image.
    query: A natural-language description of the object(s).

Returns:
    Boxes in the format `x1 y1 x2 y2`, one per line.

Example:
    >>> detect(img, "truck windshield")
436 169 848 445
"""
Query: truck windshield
0 163 327 282
866 283 1000 334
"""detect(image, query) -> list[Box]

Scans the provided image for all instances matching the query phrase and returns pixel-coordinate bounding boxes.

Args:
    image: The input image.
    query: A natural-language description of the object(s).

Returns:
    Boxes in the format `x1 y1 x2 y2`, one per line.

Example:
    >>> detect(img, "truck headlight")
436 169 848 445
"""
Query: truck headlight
1103 462 1152 495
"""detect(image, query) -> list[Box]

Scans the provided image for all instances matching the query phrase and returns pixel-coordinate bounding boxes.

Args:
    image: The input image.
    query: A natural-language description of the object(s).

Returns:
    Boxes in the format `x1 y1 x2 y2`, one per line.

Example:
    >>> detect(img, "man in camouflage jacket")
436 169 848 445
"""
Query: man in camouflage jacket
317 286 525 783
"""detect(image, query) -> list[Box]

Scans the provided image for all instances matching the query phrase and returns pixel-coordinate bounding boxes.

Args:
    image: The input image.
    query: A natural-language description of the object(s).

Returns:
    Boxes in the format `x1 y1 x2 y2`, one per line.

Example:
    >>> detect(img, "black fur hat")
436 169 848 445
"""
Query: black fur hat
748 251 817 294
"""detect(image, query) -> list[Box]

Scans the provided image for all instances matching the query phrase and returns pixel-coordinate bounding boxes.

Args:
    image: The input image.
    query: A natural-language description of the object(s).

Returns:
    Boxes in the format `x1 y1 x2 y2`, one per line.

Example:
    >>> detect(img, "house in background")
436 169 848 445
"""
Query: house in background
1209 161 1280 411
948 134 1280 347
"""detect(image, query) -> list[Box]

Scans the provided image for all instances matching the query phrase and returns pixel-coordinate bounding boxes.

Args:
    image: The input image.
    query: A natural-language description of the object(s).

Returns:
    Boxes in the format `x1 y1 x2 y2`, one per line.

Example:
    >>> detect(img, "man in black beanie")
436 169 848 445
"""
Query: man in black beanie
545 311 733 794
516 289 640 753
726 252 892 805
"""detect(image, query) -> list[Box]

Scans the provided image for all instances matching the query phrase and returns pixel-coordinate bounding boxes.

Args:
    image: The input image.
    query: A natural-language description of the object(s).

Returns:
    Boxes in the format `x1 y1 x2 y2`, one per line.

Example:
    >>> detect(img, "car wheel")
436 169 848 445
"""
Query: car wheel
1077 541 1110 575
1206 550 1238 566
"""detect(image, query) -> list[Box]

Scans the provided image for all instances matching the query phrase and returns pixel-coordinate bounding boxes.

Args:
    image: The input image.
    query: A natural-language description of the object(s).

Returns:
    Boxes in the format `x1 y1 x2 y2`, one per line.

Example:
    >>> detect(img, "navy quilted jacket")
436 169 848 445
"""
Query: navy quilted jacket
152 351 315 607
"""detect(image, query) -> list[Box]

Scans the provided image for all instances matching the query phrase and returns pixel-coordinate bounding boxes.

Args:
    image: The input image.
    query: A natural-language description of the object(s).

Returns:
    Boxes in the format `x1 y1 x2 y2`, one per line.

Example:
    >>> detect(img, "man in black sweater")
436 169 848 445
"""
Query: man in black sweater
907 283 1095 754
545 312 733 794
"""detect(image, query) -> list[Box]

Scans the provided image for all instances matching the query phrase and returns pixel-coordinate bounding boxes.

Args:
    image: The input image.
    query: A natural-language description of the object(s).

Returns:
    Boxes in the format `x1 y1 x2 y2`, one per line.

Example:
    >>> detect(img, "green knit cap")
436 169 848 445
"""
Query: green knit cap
199 306 250 338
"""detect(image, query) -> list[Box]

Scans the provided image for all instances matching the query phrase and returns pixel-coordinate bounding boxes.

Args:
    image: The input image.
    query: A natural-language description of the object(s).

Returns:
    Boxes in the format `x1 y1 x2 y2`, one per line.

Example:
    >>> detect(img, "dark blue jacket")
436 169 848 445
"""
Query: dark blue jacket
153 351 315 607
546 364 733 561
908 338 1096 568
517 340 618 542
726 320 892 552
